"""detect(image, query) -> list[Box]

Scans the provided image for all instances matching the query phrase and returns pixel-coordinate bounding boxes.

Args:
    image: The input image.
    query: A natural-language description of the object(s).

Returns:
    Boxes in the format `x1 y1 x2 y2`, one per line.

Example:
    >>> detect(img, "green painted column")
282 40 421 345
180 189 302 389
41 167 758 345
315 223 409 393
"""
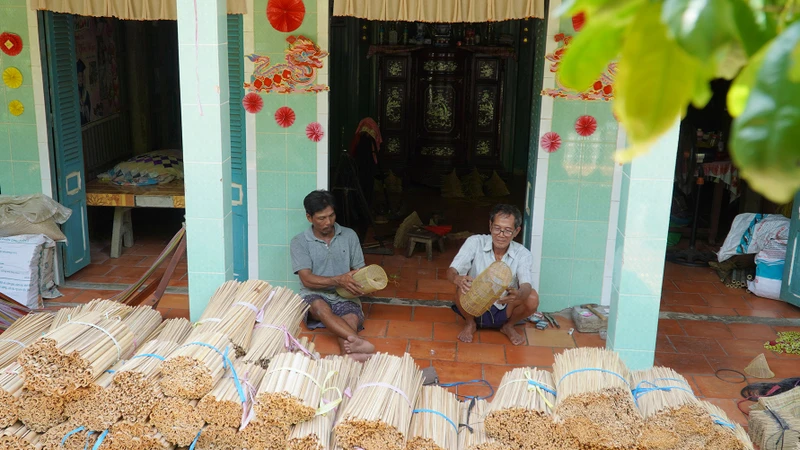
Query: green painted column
176 0 234 320
607 121 680 370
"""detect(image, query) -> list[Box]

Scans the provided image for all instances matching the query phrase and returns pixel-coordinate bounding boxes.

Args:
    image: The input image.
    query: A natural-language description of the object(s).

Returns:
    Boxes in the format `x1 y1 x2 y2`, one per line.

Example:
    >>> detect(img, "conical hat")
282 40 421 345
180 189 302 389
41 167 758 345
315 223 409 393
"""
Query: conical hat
744 353 774 379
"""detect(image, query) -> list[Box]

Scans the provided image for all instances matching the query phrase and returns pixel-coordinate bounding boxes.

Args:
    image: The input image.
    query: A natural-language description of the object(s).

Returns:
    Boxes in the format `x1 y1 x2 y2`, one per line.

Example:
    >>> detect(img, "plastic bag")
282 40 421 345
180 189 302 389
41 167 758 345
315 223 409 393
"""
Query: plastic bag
0 194 72 242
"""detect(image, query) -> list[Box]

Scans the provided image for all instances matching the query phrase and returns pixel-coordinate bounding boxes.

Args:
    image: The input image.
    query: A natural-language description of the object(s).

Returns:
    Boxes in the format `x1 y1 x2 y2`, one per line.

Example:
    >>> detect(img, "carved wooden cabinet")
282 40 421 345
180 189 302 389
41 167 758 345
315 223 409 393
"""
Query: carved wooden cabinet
374 47 507 186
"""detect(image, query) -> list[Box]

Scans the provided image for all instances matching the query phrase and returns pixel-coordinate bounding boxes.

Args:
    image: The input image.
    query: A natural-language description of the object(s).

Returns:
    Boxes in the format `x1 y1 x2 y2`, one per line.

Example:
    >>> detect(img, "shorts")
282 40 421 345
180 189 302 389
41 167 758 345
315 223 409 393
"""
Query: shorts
303 294 365 331
450 304 508 329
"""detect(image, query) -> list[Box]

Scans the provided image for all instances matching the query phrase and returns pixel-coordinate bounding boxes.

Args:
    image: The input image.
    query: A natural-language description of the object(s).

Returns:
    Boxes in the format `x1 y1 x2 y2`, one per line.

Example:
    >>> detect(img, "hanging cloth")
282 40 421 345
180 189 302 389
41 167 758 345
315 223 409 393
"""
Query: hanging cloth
31 0 247 20
348 118 383 164
332 0 545 22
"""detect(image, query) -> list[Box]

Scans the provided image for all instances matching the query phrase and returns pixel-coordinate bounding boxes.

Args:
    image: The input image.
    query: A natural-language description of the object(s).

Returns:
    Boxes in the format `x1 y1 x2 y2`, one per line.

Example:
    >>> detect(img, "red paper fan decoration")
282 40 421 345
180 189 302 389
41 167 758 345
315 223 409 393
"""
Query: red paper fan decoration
306 122 324 142
540 132 561 153
275 106 296 128
242 92 264 114
572 12 586 32
267 0 306 33
0 32 23 56
575 115 597 137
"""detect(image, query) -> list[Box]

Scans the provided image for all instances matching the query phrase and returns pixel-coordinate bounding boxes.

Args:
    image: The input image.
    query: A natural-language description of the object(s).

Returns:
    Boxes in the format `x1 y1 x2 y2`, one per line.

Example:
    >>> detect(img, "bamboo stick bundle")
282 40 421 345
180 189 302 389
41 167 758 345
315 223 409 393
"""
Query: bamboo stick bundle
119 306 163 355
149 397 204 446
253 351 328 425
198 360 266 428
18 311 137 396
99 420 175 450
333 353 423 450
235 419 291 450
192 281 242 333
242 287 311 368
406 385 460 450
552 347 642 449
16 389 67 432
0 364 24 428
697 401 754 450
458 399 510 450
287 355 363 450
62 364 125 431
38 421 98 450
0 423 41 449
158 331 231 399
194 280 273 357
484 367 565 449
49 300 133 332
748 408 800 450
193 425 239 450
0 313 53 369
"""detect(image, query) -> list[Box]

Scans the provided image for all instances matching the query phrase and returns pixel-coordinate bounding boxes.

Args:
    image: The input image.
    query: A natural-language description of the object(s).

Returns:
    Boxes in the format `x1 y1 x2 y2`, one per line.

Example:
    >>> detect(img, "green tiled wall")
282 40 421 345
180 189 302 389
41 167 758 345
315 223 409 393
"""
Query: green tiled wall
0 0 42 195
538 100 618 311
253 0 319 292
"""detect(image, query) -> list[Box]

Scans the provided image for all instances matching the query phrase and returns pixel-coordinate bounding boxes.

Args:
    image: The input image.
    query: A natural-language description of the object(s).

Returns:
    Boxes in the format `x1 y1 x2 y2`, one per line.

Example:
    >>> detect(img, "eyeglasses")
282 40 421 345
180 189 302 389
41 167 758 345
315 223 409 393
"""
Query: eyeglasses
491 226 515 237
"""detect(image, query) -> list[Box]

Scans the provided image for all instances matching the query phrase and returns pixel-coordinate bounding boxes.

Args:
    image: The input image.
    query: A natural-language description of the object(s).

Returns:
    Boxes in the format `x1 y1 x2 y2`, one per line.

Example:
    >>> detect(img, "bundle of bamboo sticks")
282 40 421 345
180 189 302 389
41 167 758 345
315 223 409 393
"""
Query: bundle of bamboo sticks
458 399 509 450
243 287 311 368
16 389 67 432
0 313 53 369
552 347 642 449
0 364 24 428
406 385 460 450
484 367 564 449
159 331 231 399
149 397 204 446
698 401 754 450
48 299 132 332
38 421 98 450
192 281 241 333
62 367 121 431
99 420 174 450
235 419 291 450
254 351 328 425
287 356 363 450
198 360 266 428
748 408 800 450
197 280 273 357
334 353 423 450
0 423 40 449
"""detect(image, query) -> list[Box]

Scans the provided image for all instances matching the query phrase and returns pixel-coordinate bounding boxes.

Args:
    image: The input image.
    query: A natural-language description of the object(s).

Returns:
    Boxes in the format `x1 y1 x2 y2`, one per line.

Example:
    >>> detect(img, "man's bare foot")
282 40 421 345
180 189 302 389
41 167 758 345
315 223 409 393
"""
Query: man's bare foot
343 335 375 354
458 321 477 343
346 352 373 362
500 324 525 345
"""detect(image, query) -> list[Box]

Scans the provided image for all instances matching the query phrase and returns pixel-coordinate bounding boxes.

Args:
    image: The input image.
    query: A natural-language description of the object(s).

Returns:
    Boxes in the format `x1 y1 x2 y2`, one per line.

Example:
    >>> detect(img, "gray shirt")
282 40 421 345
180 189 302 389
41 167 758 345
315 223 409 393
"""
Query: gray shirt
290 223 365 304
449 234 533 310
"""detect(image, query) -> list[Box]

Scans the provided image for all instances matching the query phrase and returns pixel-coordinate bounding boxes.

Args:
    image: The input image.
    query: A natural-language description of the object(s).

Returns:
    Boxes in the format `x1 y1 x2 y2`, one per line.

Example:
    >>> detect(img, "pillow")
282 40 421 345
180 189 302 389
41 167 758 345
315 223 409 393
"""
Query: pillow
98 149 183 186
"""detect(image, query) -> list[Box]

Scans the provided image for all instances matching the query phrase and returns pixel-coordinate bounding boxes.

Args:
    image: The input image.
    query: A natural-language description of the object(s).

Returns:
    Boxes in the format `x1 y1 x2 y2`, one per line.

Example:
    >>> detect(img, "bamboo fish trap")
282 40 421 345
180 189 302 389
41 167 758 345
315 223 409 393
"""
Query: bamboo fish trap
748 408 800 450
254 351 331 425
552 347 642 449
0 423 40 450
287 355 363 450
458 399 509 450
0 364 24 428
460 261 513 317
335 265 388 299
0 313 53 369
334 353 423 450
243 287 311 368
406 385 460 450
698 401 754 450
198 360 266 428
485 367 564 449
149 397 204 446
159 331 232 399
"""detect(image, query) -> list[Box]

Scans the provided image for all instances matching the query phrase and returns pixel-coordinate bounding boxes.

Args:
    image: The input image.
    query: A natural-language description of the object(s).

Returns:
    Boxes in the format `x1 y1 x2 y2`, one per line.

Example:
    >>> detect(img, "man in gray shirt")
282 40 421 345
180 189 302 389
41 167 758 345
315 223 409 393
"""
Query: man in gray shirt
290 190 375 361
447 204 539 345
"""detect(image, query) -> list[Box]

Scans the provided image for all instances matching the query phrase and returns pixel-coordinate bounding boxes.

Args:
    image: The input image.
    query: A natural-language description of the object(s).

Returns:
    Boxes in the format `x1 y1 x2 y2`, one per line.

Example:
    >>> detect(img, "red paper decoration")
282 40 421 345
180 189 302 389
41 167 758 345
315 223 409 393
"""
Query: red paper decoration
0 32 23 56
242 92 264 114
275 106 296 127
572 12 586 32
267 0 306 33
540 132 562 153
306 122 324 142
575 115 598 137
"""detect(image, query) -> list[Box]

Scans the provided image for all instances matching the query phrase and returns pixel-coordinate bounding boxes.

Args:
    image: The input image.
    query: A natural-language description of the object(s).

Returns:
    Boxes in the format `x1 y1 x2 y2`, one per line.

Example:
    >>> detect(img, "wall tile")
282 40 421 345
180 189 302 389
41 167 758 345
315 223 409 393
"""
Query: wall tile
580 142 615 183
257 171 286 208
257 209 288 245
183 161 232 219
258 244 289 281
544 181 579 220
255 93 289 132
577 183 612 221
569 259 604 297
619 178 673 238
541 219 576 258
573 221 608 260
11 161 40 194
6 87 35 125
539 257 573 296
286 173 316 209
0 124 10 161
547 142 579 181
615 349 655 371
551 101 585 140
608 292 660 351
617 237 669 296
286 133 316 172
0 162 14 195
187 217 227 272
255 133 287 171
288 94 318 127
287 208 309 238
539 294 571 312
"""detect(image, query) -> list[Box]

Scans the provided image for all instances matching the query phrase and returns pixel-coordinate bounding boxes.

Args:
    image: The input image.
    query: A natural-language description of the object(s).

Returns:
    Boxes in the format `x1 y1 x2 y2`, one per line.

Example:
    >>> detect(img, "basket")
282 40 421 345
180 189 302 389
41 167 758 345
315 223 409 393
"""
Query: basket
336 265 389 299
461 261 513 317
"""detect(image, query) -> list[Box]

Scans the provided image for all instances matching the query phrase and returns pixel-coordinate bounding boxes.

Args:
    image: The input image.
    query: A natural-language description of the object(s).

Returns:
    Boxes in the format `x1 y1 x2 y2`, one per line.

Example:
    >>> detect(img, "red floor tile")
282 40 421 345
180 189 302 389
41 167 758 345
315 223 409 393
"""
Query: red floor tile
745 297 792 311
477 326 524 345
408 340 456 361
572 331 605 348
429 360 483 383
653 353 713 374
313 334 343 355
436 292 456 301
106 266 149 279
655 334 676 353
667 336 726 356
71 289 123 303
456 342 506 365
417 279 457 295
734 309 783 318
433 322 465 341
401 267 437 281
371 337 409 355
657 319 685 336
483 364 513 389
725 323 777 341
504 346 555 367
678 321 733 339
673 280 722 295
156 294 189 310
71 263 116 278
716 338 776 358
781 306 800 318
359 319 388 338
386 320 433 340
702 294 752 309
765 358 800 378
705 355 757 375
692 375 748 398
662 292 708 306
660 305 695 313
367 304 413 321
661 280 679 292
396 290 437 300
412 307 456 323
157 308 190 320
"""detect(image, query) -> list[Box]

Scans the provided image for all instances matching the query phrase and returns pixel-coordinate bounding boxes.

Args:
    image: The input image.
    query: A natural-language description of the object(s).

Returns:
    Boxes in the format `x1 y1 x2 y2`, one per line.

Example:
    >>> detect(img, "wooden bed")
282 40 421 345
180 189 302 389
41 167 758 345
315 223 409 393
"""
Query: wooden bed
86 179 185 258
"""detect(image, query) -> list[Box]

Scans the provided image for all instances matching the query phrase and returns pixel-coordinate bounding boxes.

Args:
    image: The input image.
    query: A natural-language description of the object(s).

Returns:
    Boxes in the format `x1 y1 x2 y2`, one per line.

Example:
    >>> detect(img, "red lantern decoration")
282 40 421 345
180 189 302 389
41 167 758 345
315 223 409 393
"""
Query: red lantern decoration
575 115 598 137
572 12 586 32
306 122 324 142
540 132 561 153
0 32 23 56
242 93 264 114
267 0 306 33
275 106 296 128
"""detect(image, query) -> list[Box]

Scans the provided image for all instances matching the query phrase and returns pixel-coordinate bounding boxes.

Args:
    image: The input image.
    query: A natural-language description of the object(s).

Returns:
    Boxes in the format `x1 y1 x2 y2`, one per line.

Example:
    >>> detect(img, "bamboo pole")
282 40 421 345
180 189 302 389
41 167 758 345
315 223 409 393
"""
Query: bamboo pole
0 422 41 449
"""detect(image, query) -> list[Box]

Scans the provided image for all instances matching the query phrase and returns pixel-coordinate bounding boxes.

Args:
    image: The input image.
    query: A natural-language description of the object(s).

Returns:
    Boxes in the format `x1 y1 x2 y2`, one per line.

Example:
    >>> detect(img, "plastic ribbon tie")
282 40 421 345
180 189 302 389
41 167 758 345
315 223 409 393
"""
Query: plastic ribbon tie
558 368 630 388
0 339 25 348
631 379 695 407
62 426 85 446
236 370 261 431
84 431 94 450
316 370 343 416
182 341 247 416
196 318 222 326
265 367 321 389
255 324 316 359
69 320 122 363
91 430 108 450
495 369 555 410
354 382 413 408
106 369 116 374
765 408 790 449
413 408 458 432
710 414 735 430
189 429 202 450
458 397 477 433
234 302 265 323
131 353 166 361
343 387 352 398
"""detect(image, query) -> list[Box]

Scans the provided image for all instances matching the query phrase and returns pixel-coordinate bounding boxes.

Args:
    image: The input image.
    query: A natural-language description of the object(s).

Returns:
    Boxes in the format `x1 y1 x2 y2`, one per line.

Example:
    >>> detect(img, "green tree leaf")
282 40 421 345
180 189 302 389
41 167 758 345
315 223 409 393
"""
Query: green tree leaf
731 21 800 203
727 44 769 117
731 0 775 56
614 2 703 161
791 42 800 82
662 0 738 60
557 23 624 91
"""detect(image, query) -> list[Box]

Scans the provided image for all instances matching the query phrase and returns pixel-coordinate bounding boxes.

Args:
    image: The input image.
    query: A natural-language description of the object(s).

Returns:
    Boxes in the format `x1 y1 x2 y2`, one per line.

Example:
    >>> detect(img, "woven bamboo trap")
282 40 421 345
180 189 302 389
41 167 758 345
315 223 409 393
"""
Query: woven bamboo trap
336 265 389 299
460 261 513 317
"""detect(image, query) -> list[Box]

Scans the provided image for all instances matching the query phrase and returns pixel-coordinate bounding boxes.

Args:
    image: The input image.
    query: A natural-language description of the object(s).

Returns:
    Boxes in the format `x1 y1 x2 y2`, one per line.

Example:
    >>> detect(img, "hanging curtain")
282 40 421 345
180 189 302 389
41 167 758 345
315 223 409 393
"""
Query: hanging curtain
332 0 545 22
30 0 247 20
